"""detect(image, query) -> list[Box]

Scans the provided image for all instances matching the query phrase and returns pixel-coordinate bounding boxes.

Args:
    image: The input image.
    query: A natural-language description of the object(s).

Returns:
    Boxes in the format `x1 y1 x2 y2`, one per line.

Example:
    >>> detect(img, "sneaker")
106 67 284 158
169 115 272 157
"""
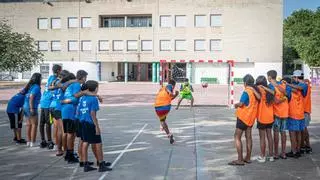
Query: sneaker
169 134 175 144
64 153 70 161
97 161 112 167
68 155 79 164
47 141 55 150
268 156 275 162
27 142 31 147
30 142 36 148
257 156 266 163
306 147 313 154
98 161 112 172
40 140 47 148
80 161 94 167
295 152 301 158
84 163 97 172
13 137 17 142
16 139 27 145
300 147 305 154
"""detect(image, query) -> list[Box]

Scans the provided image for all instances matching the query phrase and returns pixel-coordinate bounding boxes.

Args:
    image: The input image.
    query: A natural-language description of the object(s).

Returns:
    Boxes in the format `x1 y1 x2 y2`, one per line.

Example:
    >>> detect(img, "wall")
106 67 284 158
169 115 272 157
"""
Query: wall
101 62 118 81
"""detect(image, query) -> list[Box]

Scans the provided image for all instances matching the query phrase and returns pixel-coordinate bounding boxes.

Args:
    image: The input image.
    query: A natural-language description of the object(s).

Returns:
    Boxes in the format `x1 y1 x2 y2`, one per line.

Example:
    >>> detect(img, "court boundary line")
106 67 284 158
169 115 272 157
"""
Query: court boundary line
98 123 148 180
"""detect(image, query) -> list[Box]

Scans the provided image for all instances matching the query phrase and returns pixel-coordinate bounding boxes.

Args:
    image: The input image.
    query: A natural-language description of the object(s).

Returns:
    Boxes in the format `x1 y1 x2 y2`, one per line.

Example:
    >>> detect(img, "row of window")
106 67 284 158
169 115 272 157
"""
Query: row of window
37 14 222 29
37 39 222 52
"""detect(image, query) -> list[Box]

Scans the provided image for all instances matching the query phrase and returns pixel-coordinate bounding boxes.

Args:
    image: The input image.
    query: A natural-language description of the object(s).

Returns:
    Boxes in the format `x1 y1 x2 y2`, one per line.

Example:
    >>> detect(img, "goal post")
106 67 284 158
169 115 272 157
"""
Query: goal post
159 59 235 107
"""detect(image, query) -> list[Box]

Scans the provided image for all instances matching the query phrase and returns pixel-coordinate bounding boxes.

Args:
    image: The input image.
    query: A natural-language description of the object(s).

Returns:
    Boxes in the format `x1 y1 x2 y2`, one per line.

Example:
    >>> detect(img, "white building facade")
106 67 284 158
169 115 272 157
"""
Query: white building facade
0 0 283 84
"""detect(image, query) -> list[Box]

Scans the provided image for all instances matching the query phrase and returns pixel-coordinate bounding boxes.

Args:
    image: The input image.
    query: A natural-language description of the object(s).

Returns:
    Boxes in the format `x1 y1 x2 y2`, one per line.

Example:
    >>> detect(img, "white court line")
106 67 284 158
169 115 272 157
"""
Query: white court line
98 123 148 180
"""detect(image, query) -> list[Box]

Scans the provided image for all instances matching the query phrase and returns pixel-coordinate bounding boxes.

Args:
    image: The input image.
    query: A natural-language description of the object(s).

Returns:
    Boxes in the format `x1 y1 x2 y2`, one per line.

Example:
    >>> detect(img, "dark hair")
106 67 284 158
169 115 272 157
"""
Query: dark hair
59 70 69 79
168 79 176 86
256 76 274 105
282 77 291 84
243 74 260 100
52 64 62 74
185 78 189 82
76 70 88 80
85 80 98 92
298 73 304 80
81 83 88 91
25 73 42 92
61 72 75 83
267 70 277 80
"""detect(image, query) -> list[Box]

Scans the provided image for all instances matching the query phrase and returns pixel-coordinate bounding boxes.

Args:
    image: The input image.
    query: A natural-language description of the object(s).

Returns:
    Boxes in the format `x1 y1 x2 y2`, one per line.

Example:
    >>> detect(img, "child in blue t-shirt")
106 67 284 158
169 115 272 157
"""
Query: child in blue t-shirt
78 80 112 172
23 73 42 147
6 88 27 144
39 64 62 149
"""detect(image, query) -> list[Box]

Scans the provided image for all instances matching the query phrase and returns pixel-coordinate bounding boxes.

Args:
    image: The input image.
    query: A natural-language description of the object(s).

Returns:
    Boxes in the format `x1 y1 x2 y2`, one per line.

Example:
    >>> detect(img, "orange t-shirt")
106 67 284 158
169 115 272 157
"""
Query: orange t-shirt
257 87 274 124
236 87 259 126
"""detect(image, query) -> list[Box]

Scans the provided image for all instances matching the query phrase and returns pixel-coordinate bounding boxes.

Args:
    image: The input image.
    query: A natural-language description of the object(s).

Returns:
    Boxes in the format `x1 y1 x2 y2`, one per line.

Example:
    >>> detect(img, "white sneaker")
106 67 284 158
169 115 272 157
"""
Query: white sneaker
268 156 275 162
257 156 266 163
27 142 30 147
30 142 35 147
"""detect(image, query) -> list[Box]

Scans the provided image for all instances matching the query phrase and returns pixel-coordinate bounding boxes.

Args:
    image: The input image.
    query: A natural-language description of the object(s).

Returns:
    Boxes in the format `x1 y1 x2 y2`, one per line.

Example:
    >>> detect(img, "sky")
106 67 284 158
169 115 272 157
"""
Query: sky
284 0 319 18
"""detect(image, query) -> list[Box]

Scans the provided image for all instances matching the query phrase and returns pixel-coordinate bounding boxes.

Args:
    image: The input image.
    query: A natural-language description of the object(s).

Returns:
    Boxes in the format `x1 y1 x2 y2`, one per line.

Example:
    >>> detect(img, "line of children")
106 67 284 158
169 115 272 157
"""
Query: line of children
229 70 313 166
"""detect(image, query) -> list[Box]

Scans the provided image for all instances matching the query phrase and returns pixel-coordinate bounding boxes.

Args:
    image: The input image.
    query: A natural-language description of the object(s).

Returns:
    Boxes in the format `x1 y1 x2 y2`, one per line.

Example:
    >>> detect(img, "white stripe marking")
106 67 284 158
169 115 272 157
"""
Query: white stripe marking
98 123 148 180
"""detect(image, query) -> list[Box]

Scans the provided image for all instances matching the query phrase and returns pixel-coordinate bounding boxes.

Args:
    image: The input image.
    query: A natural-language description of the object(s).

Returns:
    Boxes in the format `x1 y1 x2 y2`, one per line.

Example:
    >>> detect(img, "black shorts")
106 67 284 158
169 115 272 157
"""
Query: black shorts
75 119 82 138
63 119 76 134
236 118 252 131
40 108 50 125
82 122 102 144
7 112 22 129
52 110 62 120
257 121 273 129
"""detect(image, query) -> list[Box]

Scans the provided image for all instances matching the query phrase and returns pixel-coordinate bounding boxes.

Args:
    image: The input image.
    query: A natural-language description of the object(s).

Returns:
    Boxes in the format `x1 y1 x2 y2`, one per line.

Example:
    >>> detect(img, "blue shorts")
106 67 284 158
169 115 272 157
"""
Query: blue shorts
81 121 102 144
273 116 287 132
304 113 311 127
23 108 38 117
287 118 305 131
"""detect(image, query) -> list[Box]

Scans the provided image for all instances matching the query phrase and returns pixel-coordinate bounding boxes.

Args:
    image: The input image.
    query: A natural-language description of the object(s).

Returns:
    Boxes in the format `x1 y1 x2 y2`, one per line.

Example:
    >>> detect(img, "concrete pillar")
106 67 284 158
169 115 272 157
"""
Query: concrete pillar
152 62 156 83
187 62 192 83
156 63 160 83
124 62 128 83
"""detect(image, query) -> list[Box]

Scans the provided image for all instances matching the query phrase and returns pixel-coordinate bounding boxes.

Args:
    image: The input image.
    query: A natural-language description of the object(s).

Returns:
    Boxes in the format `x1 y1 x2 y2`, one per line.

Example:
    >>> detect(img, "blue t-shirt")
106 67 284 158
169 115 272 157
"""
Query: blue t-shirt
7 89 26 113
23 84 41 110
166 84 173 93
61 82 81 120
40 75 57 108
296 82 308 97
49 79 61 109
77 96 99 124
240 92 249 106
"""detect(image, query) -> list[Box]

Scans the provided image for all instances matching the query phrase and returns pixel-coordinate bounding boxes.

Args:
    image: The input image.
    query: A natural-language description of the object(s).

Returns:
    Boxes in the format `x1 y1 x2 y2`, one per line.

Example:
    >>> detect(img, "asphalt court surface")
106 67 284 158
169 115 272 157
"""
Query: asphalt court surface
0 106 319 180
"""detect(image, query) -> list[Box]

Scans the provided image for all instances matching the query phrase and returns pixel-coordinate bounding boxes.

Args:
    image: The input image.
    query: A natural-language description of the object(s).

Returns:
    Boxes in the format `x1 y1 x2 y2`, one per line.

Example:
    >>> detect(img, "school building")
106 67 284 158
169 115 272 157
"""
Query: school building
0 0 283 84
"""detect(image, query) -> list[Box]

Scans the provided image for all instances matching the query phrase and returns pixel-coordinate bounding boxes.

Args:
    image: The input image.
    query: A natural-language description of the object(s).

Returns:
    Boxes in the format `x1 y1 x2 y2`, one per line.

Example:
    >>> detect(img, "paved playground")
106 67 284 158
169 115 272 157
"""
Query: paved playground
0 84 319 180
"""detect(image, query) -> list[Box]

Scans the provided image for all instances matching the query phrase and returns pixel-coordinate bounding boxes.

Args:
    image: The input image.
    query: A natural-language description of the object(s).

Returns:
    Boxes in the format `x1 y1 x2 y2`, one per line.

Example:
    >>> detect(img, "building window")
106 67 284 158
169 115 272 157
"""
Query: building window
81 40 92 51
81 17 91 28
68 17 78 28
99 40 109 51
194 40 206 51
160 15 172 27
51 41 61 51
113 40 124 51
100 16 125 28
127 40 138 51
22 71 31 79
141 40 152 51
175 40 186 51
160 40 171 51
127 16 152 27
51 18 61 29
40 64 50 79
210 39 222 51
68 40 78 51
210 14 222 27
195 15 206 27
38 41 48 51
38 18 48 29
175 15 186 27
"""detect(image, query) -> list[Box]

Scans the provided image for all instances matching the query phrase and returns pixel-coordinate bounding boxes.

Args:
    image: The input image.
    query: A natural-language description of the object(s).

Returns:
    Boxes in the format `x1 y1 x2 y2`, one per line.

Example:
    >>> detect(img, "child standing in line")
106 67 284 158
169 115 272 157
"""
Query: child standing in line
23 73 42 147
154 79 179 144
78 80 112 172
285 70 308 158
301 77 312 154
228 74 261 166
6 89 27 144
255 76 275 163
267 70 290 159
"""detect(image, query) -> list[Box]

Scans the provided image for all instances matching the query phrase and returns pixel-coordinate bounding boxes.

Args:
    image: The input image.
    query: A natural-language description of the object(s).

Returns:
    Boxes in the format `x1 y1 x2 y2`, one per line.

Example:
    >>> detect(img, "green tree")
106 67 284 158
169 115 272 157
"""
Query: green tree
284 8 320 67
0 19 43 73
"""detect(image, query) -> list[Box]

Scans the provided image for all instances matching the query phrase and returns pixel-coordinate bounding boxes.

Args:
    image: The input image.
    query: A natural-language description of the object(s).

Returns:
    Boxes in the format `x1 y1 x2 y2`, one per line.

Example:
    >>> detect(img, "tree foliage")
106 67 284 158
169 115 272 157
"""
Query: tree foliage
0 19 43 72
284 8 320 67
